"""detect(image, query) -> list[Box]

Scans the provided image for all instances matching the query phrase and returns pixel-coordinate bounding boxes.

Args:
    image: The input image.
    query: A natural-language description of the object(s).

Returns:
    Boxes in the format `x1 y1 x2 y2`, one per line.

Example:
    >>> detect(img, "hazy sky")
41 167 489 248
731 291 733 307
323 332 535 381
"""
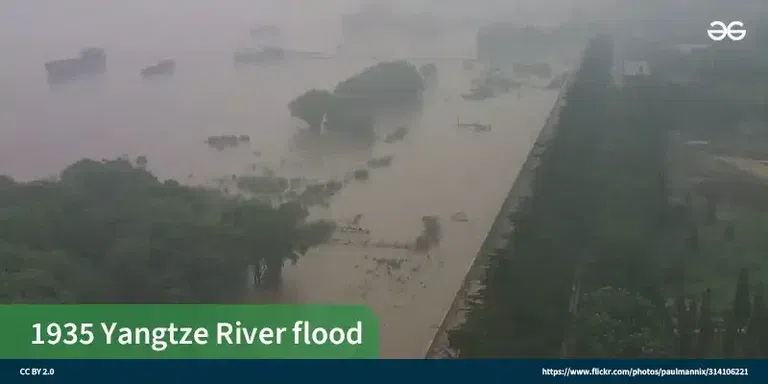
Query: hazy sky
0 0 593 85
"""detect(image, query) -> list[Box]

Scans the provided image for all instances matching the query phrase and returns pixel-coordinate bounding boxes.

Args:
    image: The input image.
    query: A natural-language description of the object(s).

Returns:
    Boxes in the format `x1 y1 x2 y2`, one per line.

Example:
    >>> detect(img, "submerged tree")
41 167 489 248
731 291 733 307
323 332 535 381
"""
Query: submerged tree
334 60 424 104
449 35 677 358
0 158 334 303
697 288 714 356
419 63 437 86
288 89 336 132
745 283 766 356
414 216 440 252
567 287 671 356
287 60 424 142
734 268 752 329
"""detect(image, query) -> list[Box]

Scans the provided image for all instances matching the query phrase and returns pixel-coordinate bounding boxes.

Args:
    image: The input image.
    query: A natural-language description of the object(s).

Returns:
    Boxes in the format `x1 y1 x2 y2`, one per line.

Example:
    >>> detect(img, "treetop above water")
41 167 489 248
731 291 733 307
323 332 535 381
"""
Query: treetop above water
0 158 334 304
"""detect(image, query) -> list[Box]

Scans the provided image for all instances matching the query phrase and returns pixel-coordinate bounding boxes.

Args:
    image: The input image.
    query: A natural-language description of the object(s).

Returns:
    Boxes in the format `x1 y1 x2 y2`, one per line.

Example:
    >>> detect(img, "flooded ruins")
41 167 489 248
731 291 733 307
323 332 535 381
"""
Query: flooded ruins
0 1 582 358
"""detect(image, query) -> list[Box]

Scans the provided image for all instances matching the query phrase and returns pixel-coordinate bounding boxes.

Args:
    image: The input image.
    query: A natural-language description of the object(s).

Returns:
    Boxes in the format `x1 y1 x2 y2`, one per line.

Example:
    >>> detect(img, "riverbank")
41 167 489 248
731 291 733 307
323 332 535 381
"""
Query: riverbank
423 69 573 358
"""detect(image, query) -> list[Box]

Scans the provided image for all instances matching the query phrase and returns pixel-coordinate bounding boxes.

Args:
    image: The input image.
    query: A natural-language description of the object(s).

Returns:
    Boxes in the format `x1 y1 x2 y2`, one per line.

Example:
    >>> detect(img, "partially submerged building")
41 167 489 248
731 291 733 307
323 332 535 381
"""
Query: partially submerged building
44 47 107 85
341 2 439 41
617 59 651 88
341 3 397 40
622 60 651 77
476 23 557 65
141 59 175 78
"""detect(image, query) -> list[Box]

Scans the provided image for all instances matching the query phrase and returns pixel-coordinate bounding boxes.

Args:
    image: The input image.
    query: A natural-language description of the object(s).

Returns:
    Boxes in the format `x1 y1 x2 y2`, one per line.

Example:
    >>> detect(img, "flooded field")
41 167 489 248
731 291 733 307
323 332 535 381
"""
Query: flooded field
1 1 569 358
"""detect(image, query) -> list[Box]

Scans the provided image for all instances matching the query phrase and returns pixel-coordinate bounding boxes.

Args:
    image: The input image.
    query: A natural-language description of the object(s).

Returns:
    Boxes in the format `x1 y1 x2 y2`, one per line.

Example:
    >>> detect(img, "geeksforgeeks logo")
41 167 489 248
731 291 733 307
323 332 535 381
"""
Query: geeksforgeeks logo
707 21 746 42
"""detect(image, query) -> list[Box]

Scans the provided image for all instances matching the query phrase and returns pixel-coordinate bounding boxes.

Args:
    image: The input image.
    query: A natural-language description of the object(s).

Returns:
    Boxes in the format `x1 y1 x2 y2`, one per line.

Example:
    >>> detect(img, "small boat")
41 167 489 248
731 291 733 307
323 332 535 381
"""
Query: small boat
141 59 175 78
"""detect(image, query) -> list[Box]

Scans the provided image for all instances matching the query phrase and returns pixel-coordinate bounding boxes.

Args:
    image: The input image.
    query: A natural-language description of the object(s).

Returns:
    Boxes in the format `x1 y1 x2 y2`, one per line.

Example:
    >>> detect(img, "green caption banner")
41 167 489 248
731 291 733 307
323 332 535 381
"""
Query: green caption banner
0 304 379 359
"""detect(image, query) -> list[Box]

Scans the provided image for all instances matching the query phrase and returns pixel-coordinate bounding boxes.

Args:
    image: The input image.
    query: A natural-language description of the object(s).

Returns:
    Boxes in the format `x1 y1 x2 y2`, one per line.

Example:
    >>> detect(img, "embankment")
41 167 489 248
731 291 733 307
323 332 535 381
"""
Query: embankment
423 71 574 358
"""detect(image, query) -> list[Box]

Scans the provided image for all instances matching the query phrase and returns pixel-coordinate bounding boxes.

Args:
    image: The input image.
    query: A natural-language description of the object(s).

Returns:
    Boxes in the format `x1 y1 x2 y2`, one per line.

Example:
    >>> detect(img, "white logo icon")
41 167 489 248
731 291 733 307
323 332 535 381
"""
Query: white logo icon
708 21 746 41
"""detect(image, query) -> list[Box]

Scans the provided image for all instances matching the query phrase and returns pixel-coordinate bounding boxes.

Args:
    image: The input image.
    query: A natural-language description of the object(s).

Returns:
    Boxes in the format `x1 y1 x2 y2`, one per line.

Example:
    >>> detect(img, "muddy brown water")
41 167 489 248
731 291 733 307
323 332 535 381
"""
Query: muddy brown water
1 2 570 358
282 88 559 358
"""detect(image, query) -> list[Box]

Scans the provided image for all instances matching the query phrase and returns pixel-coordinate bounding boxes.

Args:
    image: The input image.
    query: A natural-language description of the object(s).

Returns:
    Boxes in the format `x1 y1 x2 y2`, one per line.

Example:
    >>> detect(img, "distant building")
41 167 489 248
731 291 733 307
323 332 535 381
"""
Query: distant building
613 60 651 87
44 47 107 85
475 23 558 65
622 60 651 77
619 60 651 87
674 44 710 54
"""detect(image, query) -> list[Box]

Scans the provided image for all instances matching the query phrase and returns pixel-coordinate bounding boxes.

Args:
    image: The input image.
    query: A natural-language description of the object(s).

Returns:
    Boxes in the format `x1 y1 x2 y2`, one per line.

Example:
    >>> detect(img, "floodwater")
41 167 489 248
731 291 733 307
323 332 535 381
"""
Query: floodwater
1 1 569 358
282 88 559 358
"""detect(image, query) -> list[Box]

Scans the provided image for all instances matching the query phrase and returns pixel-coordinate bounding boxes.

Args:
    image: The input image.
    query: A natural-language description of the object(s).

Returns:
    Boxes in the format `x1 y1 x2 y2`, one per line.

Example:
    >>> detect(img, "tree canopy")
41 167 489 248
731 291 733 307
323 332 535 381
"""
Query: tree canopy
288 60 424 141
448 33 768 358
449 34 670 356
566 287 671 356
419 63 437 87
333 61 424 103
288 89 335 133
0 158 334 303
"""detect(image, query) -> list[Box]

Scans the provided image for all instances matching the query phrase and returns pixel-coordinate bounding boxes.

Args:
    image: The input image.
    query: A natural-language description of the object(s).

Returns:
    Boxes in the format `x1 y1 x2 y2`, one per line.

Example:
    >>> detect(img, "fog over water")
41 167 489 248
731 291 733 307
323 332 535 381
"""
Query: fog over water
2 1 353 180
1 0 591 357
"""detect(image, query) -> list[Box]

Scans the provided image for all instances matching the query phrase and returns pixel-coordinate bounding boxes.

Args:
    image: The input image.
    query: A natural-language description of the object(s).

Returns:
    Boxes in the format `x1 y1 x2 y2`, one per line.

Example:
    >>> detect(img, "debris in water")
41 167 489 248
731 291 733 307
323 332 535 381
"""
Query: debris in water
206 135 239 150
340 225 370 234
353 169 369 180
236 175 289 195
437 347 458 358
367 156 393 168
384 127 408 143
457 118 491 132
451 212 469 222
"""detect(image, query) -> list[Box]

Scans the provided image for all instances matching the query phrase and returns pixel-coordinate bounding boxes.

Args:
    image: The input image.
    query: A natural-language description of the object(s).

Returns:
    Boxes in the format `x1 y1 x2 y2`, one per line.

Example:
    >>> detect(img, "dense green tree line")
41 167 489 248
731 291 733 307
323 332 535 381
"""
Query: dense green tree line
449 34 768 357
449 35 618 356
646 38 768 357
0 159 334 303
646 42 768 139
